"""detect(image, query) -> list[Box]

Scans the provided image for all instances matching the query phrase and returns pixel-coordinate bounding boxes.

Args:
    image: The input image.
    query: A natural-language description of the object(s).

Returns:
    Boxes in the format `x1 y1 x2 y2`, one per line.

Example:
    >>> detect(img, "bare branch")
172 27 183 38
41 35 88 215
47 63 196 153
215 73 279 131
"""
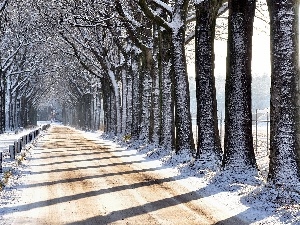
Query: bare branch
0 0 7 11
138 0 171 31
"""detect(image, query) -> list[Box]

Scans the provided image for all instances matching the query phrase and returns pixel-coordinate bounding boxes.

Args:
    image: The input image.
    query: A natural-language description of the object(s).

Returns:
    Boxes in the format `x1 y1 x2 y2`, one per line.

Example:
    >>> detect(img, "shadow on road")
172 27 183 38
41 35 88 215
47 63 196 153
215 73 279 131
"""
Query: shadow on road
0 126 276 224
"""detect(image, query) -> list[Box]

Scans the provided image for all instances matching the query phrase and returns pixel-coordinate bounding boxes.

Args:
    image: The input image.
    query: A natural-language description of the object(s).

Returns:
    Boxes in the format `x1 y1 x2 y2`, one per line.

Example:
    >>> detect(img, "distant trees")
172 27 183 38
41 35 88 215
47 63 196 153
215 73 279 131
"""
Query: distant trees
0 0 39 132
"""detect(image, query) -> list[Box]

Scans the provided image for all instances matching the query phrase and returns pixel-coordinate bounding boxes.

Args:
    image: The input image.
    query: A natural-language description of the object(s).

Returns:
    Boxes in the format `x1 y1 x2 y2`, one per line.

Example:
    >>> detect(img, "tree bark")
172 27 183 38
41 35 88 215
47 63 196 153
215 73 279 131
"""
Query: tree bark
171 1 195 153
223 0 257 170
267 0 300 184
160 30 175 150
139 53 153 142
121 68 127 135
0 69 5 133
126 58 133 136
138 0 194 153
131 53 141 140
195 0 222 167
151 25 161 145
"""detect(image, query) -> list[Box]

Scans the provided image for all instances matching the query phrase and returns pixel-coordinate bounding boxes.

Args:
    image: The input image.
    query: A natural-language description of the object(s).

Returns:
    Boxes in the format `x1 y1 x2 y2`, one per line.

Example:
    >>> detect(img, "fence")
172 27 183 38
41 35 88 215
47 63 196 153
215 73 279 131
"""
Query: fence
192 109 270 153
0 124 50 173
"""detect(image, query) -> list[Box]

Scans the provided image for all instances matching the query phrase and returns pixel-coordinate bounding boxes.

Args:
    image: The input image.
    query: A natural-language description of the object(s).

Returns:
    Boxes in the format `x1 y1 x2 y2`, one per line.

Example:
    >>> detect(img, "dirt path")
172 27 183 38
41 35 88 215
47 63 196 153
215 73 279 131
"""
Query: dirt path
2 126 246 225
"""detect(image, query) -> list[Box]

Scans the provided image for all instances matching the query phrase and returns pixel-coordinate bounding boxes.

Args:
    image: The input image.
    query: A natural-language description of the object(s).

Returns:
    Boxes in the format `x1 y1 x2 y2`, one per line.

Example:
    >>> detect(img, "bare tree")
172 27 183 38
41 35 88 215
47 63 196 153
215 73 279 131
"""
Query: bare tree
194 0 223 169
223 0 258 172
139 0 195 154
267 0 300 185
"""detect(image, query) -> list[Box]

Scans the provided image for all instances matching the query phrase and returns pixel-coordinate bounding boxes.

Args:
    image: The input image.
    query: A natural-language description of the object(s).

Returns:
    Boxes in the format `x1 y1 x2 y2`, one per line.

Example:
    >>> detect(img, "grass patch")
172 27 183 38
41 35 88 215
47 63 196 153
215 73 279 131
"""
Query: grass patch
123 134 131 142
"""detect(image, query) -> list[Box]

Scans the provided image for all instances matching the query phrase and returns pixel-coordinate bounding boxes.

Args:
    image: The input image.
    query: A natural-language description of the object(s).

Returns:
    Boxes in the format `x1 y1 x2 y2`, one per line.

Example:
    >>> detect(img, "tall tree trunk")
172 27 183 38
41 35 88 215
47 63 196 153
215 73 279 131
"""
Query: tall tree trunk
20 96 26 128
110 89 117 134
95 91 102 130
28 103 37 126
131 53 141 140
5 74 10 131
151 25 161 145
223 0 257 170
0 69 5 133
104 69 121 135
85 93 92 130
139 49 153 143
171 1 195 153
137 0 192 152
102 79 111 133
160 31 175 150
195 1 222 168
121 68 127 135
9 91 14 130
267 0 300 184
126 62 133 136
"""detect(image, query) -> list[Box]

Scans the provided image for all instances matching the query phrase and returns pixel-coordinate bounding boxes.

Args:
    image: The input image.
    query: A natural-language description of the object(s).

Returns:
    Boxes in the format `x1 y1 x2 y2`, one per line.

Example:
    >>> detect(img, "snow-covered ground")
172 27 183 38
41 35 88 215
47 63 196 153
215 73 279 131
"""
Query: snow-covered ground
0 127 40 224
0 126 299 225
0 127 38 175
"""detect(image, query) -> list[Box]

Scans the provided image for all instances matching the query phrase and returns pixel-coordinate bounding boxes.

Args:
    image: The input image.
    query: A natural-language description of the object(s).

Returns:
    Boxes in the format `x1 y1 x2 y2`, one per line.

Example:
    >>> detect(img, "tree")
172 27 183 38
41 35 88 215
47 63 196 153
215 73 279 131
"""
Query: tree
223 0 257 172
267 0 300 185
194 0 223 169
56 0 124 133
138 0 195 154
115 0 164 145
159 28 175 151
0 0 8 133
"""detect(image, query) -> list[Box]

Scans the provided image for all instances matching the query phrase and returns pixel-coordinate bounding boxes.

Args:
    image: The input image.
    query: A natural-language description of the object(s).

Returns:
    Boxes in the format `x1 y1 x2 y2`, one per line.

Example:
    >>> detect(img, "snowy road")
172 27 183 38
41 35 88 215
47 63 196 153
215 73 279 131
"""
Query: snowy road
1 126 246 225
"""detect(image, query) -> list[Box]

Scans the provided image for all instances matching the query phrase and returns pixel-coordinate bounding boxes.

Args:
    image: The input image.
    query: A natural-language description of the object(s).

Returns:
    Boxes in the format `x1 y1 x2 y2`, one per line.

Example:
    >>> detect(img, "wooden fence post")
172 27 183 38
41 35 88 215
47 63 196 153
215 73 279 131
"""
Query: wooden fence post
14 141 18 155
9 145 15 160
17 139 22 153
22 136 25 148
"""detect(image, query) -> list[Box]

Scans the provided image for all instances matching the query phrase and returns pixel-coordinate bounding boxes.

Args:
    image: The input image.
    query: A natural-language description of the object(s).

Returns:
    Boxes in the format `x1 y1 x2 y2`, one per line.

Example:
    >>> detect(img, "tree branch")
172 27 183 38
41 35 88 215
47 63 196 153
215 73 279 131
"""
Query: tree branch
0 0 7 11
138 0 171 31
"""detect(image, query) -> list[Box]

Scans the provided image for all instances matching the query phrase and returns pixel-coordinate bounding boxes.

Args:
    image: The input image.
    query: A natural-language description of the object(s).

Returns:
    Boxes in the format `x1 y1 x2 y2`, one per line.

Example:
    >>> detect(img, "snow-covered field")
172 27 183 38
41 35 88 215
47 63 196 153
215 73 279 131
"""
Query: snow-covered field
0 125 299 224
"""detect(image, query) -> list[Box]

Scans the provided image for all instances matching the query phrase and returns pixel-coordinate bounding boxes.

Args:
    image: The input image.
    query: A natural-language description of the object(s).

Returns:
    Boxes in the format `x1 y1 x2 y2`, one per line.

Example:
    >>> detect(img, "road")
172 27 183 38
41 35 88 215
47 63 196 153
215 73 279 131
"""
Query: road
2 126 246 225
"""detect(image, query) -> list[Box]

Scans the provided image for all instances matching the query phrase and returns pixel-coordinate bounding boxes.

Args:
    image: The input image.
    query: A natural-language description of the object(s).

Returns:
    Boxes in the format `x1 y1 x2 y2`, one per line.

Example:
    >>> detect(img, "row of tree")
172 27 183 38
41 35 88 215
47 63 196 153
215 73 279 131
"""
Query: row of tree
0 0 101 132
0 0 299 186
57 0 299 185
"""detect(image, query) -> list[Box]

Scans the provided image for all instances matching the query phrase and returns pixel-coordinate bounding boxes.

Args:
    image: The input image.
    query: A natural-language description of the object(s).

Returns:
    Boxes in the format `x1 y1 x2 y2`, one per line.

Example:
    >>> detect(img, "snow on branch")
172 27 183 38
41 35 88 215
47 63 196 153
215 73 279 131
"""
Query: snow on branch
186 14 196 24
11 75 31 94
151 0 172 14
122 6 142 28
114 1 142 30
138 0 171 31
115 0 152 52
185 30 195 45
194 0 206 4
2 41 27 73
59 32 98 78
0 0 7 11
255 7 270 25
70 15 116 28
217 2 228 17
9 70 33 76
